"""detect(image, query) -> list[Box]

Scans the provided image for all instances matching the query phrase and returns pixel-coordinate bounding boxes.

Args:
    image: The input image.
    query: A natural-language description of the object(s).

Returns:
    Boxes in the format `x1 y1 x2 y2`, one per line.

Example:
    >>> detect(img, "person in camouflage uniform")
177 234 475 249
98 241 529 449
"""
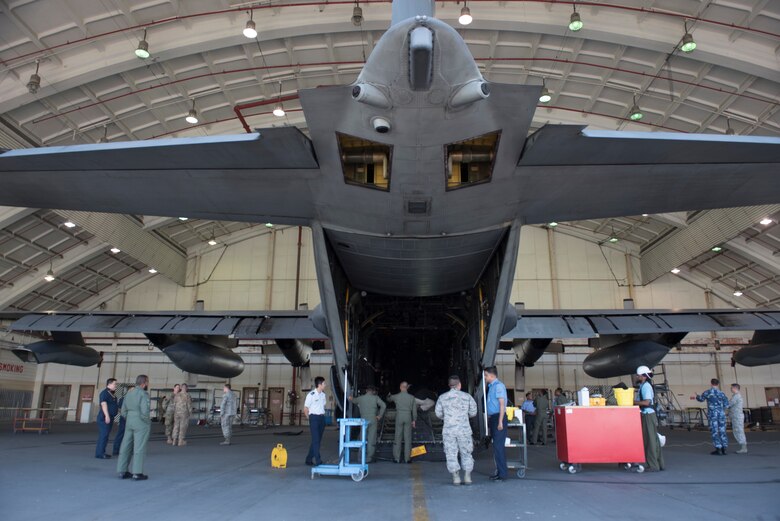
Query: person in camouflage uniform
220 383 237 446
172 383 192 446
434 375 477 485
727 383 747 454
348 385 386 462
164 384 180 444
692 378 730 455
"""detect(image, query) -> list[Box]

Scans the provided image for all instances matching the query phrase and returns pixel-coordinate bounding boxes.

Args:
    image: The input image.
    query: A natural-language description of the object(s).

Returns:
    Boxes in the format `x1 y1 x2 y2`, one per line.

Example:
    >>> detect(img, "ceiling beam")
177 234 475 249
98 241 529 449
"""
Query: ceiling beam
725 236 780 274
53 211 187 285
0 207 36 229
640 205 780 284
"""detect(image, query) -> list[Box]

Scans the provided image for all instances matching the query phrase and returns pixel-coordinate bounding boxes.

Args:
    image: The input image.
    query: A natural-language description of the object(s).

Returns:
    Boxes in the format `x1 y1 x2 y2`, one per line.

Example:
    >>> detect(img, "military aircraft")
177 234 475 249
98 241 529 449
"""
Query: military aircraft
1 0 780 406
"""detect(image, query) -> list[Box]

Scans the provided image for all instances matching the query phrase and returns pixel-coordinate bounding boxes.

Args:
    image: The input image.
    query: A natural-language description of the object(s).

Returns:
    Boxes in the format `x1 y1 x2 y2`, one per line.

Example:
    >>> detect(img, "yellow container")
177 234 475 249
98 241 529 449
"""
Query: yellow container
271 443 287 468
506 406 517 421
589 397 606 407
614 388 635 407
411 445 427 458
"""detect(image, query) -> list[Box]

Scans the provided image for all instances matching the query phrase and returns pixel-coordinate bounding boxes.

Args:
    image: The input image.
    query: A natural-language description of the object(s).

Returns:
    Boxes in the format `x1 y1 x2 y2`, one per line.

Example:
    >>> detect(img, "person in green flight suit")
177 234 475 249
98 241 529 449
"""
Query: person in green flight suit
388 381 417 463
117 374 152 481
348 385 387 462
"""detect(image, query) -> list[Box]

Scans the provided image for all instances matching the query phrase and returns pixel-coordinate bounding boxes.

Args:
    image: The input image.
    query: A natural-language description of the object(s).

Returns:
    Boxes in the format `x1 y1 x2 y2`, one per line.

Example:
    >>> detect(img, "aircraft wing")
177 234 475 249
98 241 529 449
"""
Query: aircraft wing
0 127 320 225
515 125 780 224
7 310 328 340
501 308 780 340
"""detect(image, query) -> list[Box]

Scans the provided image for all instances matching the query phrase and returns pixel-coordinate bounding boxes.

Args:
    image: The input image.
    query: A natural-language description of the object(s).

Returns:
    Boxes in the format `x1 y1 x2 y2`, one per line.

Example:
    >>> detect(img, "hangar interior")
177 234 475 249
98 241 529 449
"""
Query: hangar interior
0 1 779 425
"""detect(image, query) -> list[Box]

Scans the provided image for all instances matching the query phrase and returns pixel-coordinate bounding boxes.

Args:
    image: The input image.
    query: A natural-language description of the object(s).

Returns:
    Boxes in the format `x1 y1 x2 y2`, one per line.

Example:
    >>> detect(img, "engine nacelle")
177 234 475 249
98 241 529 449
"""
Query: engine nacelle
511 338 553 367
276 338 313 367
583 340 671 378
161 341 245 378
733 344 780 366
351 83 392 109
13 340 100 367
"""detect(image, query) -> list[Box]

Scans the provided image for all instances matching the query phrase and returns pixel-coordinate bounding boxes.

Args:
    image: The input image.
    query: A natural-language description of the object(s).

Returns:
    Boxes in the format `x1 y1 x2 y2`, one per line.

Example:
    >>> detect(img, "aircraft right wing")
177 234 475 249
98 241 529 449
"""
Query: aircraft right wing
0 127 320 225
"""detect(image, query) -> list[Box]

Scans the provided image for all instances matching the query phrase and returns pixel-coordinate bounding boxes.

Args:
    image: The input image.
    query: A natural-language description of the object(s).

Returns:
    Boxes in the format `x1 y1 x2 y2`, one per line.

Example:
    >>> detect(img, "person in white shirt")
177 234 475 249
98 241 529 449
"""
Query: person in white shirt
304 376 327 466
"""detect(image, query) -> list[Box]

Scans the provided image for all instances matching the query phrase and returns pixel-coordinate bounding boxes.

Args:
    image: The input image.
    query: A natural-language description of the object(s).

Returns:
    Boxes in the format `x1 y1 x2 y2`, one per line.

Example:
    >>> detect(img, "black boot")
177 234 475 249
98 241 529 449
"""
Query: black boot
710 448 720 455
720 447 727 455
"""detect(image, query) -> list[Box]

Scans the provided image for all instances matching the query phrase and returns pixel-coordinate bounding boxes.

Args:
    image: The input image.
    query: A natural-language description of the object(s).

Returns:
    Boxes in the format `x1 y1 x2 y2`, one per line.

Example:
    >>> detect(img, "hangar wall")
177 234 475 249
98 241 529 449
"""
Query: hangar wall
2 225 776 422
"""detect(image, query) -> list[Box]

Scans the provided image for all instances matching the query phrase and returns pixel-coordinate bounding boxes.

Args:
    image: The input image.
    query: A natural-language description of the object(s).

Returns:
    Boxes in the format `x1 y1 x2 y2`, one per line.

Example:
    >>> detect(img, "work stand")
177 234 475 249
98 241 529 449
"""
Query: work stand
311 418 369 482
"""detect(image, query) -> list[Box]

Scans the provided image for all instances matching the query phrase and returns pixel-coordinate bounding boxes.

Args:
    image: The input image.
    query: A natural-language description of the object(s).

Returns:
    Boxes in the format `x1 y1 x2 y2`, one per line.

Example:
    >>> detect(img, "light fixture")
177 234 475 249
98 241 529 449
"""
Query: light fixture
733 288 743 297
27 61 41 94
725 119 735 135
243 11 257 39
265 222 274 228
629 95 643 121
459 3 473 25
178 217 188 221
352 3 363 26
208 238 218 246
671 267 681 274
185 100 198 124
568 6 583 32
44 263 55 282
608 237 619 243
148 268 158 274
711 246 723 252
110 247 121 254
63 221 76 228
135 29 150 59
273 81 285 117
98 125 109 143
642 213 649 217
680 23 696 53
539 80 552 103
760 218 773 225
548 222 558 227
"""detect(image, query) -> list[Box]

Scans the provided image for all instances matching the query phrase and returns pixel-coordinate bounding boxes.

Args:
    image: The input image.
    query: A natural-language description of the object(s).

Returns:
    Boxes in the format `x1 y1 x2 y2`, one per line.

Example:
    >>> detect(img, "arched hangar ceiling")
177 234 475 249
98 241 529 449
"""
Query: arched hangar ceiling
0 0 778 313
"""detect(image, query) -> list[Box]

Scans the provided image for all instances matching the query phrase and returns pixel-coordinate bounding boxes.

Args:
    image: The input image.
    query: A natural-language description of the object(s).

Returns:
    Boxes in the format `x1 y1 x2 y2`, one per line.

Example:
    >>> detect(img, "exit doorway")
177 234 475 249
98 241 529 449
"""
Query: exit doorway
267 387 284 426
41 385 71 420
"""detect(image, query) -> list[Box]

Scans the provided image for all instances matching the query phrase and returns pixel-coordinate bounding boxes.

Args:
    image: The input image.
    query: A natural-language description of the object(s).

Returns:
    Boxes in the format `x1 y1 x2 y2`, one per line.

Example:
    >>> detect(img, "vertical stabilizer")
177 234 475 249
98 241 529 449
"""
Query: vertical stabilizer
391 0 435 26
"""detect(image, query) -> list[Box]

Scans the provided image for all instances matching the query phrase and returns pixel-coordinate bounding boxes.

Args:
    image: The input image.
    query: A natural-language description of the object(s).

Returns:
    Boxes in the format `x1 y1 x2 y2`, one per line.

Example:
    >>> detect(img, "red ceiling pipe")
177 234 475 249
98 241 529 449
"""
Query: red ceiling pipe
233 94 300 133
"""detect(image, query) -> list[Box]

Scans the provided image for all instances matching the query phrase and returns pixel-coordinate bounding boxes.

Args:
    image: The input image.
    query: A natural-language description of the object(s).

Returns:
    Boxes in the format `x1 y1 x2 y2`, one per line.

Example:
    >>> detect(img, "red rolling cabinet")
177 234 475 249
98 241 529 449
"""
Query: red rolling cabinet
555 406 646 473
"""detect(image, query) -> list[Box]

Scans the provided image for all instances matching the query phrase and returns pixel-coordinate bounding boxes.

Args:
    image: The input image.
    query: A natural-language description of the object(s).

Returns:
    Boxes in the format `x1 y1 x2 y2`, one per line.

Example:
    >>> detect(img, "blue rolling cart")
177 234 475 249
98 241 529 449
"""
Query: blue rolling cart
311 418 369 482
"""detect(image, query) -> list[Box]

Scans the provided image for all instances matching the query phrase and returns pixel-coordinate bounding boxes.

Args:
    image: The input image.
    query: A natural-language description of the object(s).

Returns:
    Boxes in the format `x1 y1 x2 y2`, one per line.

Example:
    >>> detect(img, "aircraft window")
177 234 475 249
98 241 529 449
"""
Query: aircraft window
337 133 391 191
445 131 500 190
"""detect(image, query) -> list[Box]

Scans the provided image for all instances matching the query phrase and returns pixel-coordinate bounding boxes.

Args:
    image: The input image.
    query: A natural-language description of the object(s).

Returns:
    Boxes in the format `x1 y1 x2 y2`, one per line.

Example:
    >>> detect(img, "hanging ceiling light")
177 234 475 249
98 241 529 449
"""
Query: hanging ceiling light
670 267 681 274
98 125 109 143
273 81 285 117
711 246 723 252
110 247 121 254
760 217 773 225
185 100 199 124
148 268 158 274
548 222 558 227
733 288 743 297
352 3 363 26
539 80 552 103
27 60 41 94
265 222 274 228
208 238 218 246
608 236 619 243
243 11 258 38
459 3 473 25
725 119 735 135
568 6 583 32
44 263 55 282
178 217 189 221
63 221 76 228
135 29 150 59
629 95 643 121
680 23 696 53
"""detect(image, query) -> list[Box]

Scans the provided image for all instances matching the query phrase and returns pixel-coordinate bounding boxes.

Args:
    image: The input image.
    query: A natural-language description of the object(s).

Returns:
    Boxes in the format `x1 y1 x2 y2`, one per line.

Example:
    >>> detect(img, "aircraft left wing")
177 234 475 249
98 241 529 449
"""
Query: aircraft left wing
5 310 330 377
501 308 780 377
0 127 320 225
514 125 780 225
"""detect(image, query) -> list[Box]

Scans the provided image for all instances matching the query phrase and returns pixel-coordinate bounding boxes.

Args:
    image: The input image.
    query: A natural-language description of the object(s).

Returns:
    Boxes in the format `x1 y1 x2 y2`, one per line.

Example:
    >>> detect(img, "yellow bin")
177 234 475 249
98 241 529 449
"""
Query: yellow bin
614 388 635 406
506 406 517 421
589 397 606 407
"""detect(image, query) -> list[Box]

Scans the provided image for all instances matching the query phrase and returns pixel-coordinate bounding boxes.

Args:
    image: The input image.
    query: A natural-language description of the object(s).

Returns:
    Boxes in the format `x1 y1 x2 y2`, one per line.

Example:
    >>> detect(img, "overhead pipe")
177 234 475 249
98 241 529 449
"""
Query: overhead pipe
4 0 775 68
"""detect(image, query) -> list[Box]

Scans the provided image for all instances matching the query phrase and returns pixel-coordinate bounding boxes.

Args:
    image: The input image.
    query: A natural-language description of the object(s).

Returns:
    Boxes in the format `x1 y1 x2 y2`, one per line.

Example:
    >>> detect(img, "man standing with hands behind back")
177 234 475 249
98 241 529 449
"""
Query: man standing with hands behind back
95 378 118 459
484 366 508 481
304 376 327 466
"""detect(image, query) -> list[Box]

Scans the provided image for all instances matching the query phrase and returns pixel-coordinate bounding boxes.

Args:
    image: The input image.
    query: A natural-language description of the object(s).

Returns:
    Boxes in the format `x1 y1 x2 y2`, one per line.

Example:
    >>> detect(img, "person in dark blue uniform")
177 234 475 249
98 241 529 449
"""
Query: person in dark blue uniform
95 378 118 459
304 376 327 466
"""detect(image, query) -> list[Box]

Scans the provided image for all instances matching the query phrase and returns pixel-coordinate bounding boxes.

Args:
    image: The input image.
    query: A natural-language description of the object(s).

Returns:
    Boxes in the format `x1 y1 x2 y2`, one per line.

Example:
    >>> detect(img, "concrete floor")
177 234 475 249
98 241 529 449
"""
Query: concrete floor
1 422 778 521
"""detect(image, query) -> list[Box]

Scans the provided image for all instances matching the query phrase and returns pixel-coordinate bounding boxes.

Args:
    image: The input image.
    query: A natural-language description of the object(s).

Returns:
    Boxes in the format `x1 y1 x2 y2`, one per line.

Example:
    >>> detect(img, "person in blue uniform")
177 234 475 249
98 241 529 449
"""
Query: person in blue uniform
691 378 730 455
484 366 508 481
304 376 327 466
95 378 118 459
